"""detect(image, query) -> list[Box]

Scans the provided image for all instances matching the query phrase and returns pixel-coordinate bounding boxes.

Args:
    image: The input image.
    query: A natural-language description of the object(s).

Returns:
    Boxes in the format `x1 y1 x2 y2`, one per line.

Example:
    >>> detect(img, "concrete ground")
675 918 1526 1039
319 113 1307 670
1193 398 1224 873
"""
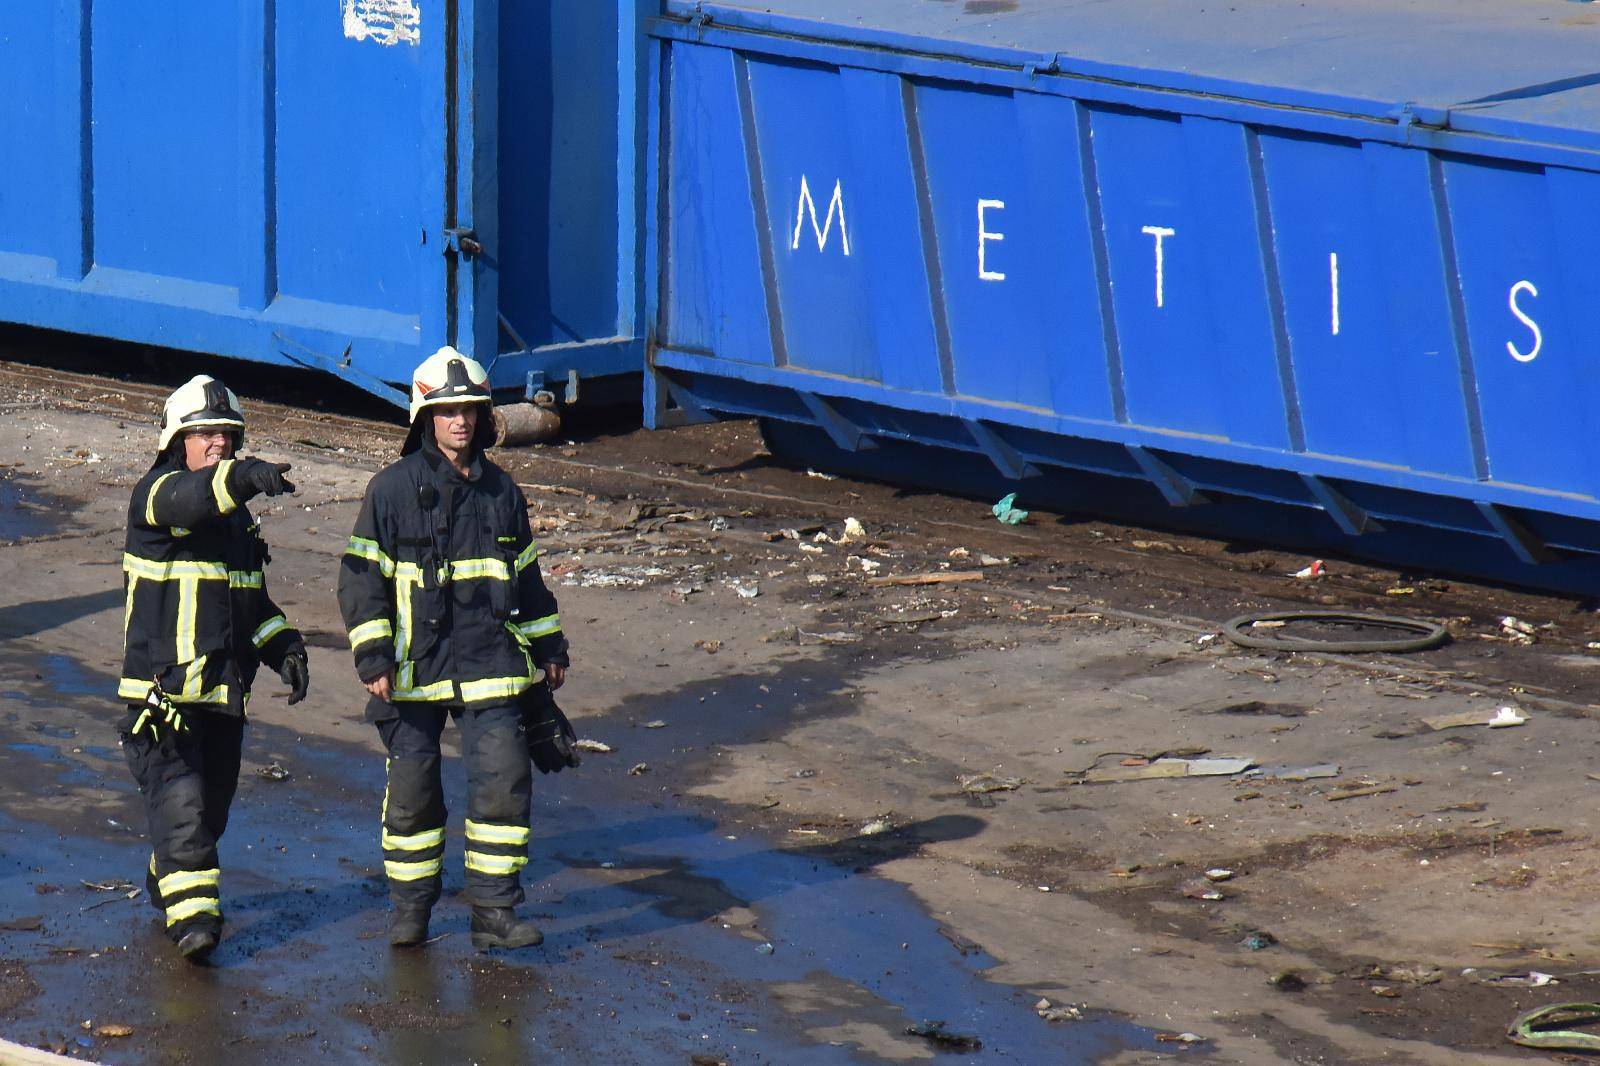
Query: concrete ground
4 356 1600 1064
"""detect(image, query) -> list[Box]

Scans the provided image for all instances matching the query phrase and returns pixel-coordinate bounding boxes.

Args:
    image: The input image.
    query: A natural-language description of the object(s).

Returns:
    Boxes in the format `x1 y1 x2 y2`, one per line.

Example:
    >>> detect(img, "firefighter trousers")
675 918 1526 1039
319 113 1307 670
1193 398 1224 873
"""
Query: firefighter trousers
377 703 532 911
120 709 244 941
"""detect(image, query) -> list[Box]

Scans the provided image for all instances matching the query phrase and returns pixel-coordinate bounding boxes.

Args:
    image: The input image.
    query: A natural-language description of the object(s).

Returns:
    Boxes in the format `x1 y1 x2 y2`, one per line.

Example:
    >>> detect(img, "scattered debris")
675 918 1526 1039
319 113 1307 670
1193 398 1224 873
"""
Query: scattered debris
574 739 613 754
642 720 668 730
866 571 984 588
628 763 650 776
1180 878 1226 902
860 818 892 836
255 762 291 782
1325 784 1398 802
1508 1002 1600 1052
1270 971 1307 992
1242 931 1277 951
957 772 1023 795
1422 706 1528 731
1034 998 1083 1023
1292 560 1327 579
1204 868 1235 882
978 553 1007 567
756 942 775 955
1245 764 1340 782
805 469 837 480
904 1020 982 1052
694 639 723 654
1155 1032 1204 1045
730 582 759 600
572 565 668 589
1131 539 1179 552
80 880 136 893
1501 616 1538 645
1469 969 1555 988
1351 963 1443 985
991 494 1029 526
0 916 43 932
938 926 983 956
94 1024 134 1039
1081 757 1254 783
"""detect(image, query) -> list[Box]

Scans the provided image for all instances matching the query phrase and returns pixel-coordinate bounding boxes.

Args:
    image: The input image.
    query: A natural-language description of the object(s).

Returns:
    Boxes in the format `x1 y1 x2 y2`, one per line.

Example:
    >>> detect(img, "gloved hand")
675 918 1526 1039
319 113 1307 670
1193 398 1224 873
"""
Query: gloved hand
130 687 187 742
523 685 580 774
278 651 309 705
229 458 295 502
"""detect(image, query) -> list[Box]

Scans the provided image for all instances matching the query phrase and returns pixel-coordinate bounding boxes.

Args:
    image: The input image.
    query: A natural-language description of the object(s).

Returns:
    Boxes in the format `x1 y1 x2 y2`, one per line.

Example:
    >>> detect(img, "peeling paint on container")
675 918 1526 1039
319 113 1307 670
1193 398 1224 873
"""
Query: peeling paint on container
343 0 420 47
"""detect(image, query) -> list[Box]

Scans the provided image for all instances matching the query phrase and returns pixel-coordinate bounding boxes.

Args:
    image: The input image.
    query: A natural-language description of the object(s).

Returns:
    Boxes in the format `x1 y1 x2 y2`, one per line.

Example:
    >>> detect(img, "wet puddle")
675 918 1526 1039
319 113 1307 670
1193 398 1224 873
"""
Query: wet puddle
0 657 1186 1063
0 472 72 542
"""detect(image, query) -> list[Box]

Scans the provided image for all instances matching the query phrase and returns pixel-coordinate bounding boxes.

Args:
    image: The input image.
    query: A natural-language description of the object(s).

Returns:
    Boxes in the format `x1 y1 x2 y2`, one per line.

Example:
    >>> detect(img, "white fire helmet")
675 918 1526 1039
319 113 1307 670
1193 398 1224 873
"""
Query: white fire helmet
410 346 492 422
158 375 245 453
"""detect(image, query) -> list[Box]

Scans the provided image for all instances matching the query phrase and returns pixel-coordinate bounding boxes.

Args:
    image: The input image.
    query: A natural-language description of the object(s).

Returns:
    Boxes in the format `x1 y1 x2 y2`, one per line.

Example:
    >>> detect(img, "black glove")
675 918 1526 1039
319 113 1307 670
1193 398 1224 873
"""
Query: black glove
278 652 309 705
229 458 295 502
523 684 580 774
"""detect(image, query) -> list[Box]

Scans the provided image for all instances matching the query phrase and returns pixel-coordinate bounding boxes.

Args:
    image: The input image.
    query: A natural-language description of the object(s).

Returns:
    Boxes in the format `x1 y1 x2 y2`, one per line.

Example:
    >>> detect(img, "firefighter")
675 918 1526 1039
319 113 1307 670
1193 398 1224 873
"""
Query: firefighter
338 347 569 950
119 375 309 962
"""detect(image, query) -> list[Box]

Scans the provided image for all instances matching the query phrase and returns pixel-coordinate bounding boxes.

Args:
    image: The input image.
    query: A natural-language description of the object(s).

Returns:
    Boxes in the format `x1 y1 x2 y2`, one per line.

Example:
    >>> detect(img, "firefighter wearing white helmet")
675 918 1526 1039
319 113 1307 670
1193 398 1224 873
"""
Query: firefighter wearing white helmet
339 347 572 950
119 374 309 962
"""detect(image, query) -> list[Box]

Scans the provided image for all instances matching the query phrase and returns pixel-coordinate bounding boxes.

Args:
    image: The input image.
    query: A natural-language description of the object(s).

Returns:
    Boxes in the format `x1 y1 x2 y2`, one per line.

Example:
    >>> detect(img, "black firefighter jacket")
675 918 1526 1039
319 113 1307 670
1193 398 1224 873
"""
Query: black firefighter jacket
120 455 304 716
338 434 568 720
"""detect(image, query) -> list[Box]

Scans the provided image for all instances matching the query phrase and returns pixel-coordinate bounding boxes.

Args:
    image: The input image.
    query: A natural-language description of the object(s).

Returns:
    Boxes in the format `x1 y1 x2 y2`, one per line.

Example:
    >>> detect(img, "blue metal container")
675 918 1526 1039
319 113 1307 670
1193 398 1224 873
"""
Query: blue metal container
643 0 1600 590
0 0 648 406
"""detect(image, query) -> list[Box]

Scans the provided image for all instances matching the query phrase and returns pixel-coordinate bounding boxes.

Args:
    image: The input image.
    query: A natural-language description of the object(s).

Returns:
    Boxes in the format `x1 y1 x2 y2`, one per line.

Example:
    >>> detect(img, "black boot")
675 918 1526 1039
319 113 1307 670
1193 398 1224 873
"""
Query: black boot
389 906 431 948
177 927 218 963
470 907 543 950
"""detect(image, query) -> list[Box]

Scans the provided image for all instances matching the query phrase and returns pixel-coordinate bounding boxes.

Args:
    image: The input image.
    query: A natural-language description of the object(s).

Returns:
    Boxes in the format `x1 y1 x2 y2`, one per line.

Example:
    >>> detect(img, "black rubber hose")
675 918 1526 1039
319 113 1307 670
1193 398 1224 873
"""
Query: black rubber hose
1221 610 1449 654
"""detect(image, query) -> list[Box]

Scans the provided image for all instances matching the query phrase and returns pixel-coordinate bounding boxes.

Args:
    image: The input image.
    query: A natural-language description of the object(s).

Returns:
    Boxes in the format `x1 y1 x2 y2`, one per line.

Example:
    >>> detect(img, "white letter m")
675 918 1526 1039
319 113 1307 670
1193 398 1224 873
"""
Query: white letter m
791 175 851 256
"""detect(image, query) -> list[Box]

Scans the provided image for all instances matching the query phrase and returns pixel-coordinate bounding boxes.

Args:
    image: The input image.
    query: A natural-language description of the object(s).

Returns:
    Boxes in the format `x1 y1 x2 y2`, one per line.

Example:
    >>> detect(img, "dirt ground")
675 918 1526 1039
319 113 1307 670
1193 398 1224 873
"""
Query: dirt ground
6 348 1600 1064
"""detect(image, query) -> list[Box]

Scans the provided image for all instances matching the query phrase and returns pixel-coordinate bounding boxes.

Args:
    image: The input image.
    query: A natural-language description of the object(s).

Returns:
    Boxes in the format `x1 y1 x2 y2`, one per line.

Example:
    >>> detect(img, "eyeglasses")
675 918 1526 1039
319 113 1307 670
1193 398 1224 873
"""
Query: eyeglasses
186 430 233 442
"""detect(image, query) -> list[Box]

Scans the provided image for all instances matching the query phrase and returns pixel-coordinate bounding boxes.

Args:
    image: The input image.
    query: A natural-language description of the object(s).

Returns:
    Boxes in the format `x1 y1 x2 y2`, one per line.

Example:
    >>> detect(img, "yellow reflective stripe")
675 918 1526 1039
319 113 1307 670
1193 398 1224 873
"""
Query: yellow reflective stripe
382 827 445 852
145 471 179 527
348 618 394 651
392 679 455 702
182 653 207 698
465 852 528 876
123 575 139 636
175 578 199 663
393 562 422 662
514 541 540 573
465 820 529 846
118 678 153 700
118 677 228 706
515 614 562 639
212 459 237 515
229 570 263 589
164 897 220 926
122 554 228 581
459 676 531 703
384 858 443 882
449 557 511 582
251 615 289 649
344 537 396 577
158 868 219 897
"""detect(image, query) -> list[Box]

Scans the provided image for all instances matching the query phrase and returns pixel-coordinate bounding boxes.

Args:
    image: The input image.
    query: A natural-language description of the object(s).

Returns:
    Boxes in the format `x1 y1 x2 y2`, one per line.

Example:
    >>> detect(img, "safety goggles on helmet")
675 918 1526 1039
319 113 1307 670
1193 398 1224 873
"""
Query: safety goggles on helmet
158 375 245 452
409 346 492 423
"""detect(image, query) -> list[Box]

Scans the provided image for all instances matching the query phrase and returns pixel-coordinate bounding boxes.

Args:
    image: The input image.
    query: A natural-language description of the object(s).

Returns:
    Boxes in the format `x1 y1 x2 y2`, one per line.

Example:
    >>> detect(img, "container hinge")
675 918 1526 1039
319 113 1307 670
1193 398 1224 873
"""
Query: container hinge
444 227 482 258
1023 53 1063 80
1392 103 1421 144
687 3 712 36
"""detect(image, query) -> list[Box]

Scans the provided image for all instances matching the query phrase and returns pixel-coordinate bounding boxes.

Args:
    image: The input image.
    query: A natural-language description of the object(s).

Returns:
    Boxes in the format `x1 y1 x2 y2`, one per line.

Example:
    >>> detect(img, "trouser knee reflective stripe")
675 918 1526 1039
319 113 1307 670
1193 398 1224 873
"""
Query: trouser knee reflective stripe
460 704 532 907
377 708 448 908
